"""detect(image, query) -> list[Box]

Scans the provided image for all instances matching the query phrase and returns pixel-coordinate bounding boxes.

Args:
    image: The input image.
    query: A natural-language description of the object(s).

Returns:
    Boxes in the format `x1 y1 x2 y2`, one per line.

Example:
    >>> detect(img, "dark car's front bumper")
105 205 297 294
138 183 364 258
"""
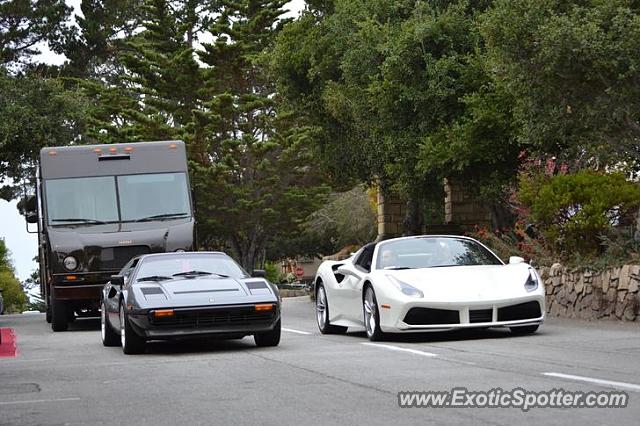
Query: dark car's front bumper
127 303 280 340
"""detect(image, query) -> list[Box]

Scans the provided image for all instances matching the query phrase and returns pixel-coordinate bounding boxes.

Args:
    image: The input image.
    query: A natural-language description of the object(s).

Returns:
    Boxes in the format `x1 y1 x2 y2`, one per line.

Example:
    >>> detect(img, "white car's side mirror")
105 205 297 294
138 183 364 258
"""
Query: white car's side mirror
336 266 360 279
509 256 525 265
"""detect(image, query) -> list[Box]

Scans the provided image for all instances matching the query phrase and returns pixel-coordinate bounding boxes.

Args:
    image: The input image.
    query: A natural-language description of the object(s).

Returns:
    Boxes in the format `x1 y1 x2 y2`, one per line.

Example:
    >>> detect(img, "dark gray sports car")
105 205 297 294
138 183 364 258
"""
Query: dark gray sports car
100 252 281 354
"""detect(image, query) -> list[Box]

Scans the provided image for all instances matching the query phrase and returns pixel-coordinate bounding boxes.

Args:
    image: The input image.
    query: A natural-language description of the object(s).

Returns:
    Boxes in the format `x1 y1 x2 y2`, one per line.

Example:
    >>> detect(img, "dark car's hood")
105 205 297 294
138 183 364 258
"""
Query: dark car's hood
132 276 278 309
48 219 194 274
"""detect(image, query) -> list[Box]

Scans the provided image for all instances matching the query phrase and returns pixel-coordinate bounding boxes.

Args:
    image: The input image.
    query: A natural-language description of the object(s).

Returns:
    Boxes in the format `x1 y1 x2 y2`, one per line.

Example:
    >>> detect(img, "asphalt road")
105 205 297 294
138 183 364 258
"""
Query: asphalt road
1 297 639 425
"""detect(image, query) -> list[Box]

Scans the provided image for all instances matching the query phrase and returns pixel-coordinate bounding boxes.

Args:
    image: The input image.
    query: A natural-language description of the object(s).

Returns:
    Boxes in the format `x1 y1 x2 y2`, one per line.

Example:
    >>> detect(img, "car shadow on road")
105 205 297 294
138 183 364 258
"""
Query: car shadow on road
65 317 101 331
143 336 262 356
342 327 543 344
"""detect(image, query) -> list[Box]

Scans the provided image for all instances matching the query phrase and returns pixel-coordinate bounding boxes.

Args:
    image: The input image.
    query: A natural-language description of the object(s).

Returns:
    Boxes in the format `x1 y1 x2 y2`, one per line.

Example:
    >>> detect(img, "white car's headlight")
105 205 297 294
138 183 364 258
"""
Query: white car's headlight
63 256 78 271
525 269 539 292
387 275 424 298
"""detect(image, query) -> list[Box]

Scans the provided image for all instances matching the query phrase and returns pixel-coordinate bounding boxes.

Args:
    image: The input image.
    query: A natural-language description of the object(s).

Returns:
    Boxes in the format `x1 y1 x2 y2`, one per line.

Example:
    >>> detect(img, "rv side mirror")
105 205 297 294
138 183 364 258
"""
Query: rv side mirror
110 275 125 287
26 211 38 223
19 195 38 223
252 269 266 278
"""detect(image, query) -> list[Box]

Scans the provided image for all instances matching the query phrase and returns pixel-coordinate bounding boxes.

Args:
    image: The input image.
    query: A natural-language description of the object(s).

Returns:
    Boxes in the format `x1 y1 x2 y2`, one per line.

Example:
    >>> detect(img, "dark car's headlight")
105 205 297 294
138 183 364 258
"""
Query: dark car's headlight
387 275 424 298
525 269 539 292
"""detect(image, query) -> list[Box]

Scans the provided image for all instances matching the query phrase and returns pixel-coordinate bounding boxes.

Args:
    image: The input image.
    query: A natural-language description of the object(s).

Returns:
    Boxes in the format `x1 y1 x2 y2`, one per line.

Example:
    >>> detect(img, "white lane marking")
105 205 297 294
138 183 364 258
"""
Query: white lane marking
0 397 81 406
0 358 55 364
361 342 437 358
542 372 640 392
282 327 312 335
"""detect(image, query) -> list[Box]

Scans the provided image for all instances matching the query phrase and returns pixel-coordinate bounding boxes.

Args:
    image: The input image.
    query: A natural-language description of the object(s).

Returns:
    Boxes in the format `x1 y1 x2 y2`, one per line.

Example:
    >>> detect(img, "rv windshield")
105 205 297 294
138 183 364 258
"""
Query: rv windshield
45 172 191 225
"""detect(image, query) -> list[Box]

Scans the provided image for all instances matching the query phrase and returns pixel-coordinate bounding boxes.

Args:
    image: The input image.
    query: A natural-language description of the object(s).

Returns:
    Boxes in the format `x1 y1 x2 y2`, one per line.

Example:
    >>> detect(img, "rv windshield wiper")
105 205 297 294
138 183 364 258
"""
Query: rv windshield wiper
137 275 173 282
134 213 189 222
51 218 106 225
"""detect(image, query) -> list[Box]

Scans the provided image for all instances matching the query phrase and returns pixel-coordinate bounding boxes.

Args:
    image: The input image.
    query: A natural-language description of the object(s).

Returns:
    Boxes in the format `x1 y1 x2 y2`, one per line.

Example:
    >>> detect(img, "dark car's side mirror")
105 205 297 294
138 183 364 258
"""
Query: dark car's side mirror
252 269 266 278
110 275 125 287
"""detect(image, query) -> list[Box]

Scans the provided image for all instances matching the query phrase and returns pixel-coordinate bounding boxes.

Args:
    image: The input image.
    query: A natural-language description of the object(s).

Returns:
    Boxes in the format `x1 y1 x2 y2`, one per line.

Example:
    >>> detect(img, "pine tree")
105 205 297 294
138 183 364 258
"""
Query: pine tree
0 0 72 66
195 0 329 270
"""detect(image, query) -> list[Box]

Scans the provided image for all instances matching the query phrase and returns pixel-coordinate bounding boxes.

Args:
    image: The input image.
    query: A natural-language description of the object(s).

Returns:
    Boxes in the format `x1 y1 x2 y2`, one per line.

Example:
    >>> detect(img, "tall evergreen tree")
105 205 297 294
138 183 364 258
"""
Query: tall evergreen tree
195 0 329 269
0 0 71 67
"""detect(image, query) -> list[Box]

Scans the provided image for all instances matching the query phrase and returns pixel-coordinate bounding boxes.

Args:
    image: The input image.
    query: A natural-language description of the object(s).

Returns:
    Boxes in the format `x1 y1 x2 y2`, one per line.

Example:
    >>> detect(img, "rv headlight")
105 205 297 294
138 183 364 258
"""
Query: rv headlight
63 256 78 271
387 275 423 298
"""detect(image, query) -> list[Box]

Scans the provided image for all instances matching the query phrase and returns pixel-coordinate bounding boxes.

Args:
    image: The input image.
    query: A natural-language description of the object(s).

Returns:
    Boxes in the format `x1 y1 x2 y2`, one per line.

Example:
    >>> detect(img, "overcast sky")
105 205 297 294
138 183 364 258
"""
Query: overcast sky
1 0 305 282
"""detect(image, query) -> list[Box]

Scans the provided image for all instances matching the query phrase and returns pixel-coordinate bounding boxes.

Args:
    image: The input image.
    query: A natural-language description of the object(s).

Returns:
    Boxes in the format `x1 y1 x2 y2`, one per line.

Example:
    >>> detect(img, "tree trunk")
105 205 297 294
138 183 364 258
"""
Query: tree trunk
403 198 424 236
229 231 264 272
490 202 514 231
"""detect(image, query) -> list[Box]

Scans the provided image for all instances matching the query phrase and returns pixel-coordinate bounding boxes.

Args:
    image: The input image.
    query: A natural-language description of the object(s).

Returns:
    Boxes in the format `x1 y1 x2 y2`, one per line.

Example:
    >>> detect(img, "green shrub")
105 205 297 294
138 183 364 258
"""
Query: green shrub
0 270 27 313
264 261 283 284
518 171 640 256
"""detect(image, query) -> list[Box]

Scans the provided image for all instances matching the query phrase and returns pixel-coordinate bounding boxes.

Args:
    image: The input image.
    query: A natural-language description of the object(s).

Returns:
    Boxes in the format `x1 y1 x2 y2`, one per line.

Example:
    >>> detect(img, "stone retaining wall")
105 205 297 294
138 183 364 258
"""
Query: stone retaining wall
279 289 309 298
540 264 640 321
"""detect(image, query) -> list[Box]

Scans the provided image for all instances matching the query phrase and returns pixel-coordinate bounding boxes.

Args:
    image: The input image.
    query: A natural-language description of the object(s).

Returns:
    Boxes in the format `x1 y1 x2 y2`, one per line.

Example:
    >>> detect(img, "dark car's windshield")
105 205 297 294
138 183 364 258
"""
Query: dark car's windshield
376 237 502 270
45 172 191 225
135 253 249 281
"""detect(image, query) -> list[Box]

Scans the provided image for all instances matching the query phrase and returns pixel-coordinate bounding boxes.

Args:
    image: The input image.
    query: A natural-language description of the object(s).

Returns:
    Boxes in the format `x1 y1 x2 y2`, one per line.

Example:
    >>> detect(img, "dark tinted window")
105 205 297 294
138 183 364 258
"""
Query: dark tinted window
46 176 118 224
118 172 190 221
136 253 248 280
355 244 375 272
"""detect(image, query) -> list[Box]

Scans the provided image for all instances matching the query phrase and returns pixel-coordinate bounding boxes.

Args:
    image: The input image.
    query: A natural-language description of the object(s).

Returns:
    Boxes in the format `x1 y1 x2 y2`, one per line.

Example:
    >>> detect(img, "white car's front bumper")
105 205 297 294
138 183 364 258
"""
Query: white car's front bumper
380 295 545 333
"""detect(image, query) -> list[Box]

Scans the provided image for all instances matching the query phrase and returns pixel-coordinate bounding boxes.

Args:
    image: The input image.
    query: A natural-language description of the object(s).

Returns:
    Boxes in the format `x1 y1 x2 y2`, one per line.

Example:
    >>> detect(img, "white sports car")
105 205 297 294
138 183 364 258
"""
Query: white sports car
313 235 544 341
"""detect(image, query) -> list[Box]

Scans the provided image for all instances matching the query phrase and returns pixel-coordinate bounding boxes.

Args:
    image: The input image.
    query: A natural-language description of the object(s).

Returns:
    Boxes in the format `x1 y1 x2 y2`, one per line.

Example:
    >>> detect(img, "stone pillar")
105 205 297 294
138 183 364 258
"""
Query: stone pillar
377 190 404 240
444 178 492 228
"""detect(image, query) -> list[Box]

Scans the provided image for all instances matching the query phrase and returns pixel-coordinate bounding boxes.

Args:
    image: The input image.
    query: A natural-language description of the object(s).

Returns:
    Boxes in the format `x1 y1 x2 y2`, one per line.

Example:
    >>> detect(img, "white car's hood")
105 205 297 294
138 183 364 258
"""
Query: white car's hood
381 264 534 303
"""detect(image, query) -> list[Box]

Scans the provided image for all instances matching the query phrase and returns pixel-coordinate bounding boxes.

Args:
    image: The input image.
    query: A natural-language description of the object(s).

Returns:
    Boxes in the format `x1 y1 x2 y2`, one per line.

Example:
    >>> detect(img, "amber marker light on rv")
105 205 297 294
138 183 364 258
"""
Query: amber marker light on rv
93 148 102 153
169 143 177 149
48 150 57 156
108 147 117 153
124 146 134 152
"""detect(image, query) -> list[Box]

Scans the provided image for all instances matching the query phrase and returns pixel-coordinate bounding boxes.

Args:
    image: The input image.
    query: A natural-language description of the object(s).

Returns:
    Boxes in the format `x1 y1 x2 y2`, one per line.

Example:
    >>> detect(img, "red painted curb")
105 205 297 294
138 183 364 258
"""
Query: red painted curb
0 328 18 358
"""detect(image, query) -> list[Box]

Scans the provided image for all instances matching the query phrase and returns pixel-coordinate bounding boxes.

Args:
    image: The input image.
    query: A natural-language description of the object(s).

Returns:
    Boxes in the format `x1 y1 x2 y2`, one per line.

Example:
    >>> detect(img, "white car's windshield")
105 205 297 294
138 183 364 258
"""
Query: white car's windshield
376 237 502 270
136 254 248 281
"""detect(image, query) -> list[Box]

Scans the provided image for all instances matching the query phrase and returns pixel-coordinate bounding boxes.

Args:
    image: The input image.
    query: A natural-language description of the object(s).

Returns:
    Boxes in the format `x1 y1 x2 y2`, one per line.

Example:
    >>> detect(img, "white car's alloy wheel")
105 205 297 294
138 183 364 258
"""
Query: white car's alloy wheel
315 283 347 334
364 288 376 337
316 286 327 329
363 287 384 341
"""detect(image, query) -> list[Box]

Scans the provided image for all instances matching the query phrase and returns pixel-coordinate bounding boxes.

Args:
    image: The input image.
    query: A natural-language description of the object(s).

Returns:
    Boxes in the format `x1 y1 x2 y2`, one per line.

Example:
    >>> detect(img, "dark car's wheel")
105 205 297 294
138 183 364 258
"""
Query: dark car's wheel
254 319 281 347
101 302 119 347
510 325 539 335
51 298 68 332
363 286 385 341
316 283 347 334
120 303 145 354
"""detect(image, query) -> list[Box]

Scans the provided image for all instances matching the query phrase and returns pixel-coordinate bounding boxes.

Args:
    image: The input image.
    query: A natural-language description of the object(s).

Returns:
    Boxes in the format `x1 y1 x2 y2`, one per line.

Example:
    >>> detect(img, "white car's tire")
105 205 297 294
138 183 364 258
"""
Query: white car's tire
364 286 385 341
316 283 347 334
